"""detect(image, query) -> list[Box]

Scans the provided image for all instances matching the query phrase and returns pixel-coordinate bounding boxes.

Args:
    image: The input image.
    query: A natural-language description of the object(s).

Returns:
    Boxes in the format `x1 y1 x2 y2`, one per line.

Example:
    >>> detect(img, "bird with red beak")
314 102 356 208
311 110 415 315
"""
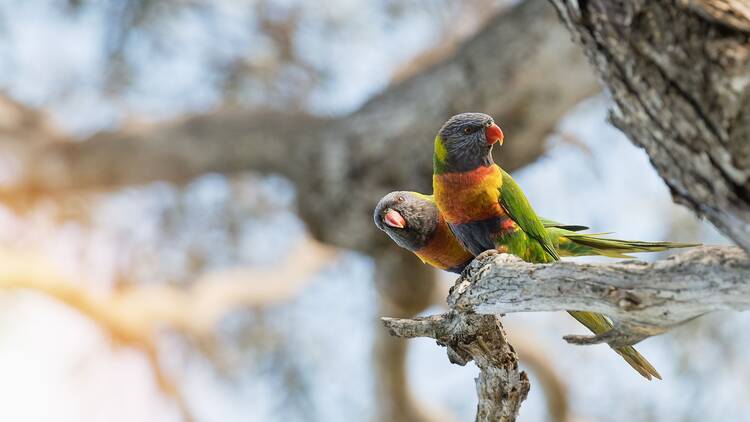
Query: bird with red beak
431 112 665 380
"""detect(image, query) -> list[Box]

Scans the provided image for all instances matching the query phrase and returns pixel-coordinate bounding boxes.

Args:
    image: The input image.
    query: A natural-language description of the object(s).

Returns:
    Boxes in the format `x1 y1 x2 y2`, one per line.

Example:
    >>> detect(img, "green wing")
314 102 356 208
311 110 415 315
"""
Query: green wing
499 170 560 261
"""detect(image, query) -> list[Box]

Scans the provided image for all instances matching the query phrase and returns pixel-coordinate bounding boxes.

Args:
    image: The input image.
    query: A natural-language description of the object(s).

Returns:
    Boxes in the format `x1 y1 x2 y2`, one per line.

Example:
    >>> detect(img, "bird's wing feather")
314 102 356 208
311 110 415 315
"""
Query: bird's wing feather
539 217 588 232
499 170 560 260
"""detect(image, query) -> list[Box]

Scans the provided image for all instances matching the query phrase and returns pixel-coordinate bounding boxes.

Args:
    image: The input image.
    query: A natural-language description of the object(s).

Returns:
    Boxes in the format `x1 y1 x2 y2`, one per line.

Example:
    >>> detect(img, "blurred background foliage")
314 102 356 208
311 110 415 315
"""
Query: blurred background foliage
0 1 743 422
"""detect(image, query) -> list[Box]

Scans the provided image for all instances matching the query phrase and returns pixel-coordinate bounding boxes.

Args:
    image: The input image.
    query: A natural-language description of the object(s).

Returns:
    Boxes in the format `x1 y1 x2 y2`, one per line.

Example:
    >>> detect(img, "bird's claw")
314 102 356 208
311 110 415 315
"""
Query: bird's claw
475 249 500 261
563 325 652 349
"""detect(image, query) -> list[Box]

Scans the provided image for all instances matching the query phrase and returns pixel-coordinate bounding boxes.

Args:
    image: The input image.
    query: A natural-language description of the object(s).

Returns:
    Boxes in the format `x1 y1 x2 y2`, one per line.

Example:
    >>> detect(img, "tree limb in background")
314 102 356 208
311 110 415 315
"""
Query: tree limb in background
449 246 748 348
383 312 530 422
372 250 449 422
512 337 570 422
13 0 598 255
549 0 750 252
2 2 599 419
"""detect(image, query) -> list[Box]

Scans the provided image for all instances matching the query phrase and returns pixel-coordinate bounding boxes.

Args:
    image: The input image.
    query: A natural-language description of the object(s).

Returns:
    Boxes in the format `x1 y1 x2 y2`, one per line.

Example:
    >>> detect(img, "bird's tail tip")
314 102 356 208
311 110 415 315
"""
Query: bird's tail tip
617 346 662 381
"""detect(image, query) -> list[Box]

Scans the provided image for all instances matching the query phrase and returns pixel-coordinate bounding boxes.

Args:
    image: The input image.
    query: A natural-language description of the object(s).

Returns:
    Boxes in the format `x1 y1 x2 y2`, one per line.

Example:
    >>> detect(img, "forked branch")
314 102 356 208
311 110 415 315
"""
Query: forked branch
382 312 530 422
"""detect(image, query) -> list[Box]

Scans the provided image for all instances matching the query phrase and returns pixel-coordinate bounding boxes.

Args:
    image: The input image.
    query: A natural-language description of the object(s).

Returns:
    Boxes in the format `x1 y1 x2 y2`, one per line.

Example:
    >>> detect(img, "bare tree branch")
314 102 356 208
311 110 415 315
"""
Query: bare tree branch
549 0 750 252
448 246 748 347
383 312 530 422
373 255 448 422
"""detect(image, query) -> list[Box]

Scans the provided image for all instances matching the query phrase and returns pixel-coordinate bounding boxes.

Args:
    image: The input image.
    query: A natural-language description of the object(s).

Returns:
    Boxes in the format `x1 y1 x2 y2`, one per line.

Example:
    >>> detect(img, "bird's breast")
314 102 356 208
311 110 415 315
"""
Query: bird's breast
414 218 473 271
433 165 505 224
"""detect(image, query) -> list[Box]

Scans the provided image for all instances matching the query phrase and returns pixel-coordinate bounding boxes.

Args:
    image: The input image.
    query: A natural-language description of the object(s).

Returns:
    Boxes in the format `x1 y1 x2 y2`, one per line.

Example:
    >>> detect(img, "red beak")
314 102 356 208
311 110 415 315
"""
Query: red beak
384 210 406 229
485 123 504 146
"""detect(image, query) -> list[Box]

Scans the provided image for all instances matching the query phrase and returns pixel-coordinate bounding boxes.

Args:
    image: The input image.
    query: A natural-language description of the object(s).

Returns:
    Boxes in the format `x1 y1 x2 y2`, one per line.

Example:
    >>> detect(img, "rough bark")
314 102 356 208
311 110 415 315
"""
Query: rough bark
383 312 530 422
449 246 749 347
549 0 750 251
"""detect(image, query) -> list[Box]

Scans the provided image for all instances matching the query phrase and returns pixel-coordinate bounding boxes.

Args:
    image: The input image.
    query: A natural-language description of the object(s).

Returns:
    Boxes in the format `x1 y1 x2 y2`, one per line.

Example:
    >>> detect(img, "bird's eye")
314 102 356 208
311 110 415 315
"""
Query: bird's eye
463 127 472 134
397 195 405 202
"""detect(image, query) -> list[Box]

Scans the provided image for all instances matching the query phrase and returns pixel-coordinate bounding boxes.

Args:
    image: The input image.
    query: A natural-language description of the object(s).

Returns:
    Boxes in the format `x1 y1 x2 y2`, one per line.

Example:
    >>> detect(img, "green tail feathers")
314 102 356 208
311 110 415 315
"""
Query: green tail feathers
554 230 700 259
548 228 696 378
555 229 696 378
553 229 693 379
568 311 661 380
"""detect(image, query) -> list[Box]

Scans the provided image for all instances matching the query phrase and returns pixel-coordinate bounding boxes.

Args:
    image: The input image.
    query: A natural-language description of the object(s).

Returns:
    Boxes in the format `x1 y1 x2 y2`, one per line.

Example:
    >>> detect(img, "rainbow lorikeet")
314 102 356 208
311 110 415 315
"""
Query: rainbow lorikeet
373 191 686 380
374 191 474 273
374 191 591 273
432 112 699 380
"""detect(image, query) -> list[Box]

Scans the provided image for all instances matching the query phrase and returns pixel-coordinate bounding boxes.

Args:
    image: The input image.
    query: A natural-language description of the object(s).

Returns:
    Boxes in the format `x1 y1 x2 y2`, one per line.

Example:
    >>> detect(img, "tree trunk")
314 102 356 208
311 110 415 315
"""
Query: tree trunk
549 0 750 251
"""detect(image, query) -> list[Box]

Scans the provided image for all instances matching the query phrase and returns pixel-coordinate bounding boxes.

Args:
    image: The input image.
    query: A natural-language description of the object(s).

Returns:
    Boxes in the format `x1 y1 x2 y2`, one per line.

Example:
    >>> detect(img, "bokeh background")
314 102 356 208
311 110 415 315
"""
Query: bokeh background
0 1 744 421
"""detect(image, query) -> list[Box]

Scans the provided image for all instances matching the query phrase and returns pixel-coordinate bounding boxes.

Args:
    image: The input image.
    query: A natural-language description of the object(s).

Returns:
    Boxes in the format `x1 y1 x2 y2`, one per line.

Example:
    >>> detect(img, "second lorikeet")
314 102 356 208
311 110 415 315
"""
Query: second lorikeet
374 191 474 273
431 112 699 380
375 190 594 273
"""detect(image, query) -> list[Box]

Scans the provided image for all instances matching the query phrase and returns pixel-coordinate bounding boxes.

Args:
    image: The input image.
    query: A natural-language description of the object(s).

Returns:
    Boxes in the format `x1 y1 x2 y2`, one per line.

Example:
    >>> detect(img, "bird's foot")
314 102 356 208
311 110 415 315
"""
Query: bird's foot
475 249 500 261
563 323 654 349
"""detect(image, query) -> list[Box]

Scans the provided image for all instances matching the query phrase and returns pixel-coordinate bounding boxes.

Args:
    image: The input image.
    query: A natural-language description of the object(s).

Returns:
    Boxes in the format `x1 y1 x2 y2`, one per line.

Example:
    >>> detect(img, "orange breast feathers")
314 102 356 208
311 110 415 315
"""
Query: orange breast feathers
433 165 505 224
415 215 472 270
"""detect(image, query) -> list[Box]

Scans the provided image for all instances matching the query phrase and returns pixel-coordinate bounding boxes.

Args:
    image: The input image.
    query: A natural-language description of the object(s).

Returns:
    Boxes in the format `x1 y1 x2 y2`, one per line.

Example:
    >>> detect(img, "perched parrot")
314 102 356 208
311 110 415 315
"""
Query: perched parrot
374 190 591 273
374 191 474 273
431 112 699 380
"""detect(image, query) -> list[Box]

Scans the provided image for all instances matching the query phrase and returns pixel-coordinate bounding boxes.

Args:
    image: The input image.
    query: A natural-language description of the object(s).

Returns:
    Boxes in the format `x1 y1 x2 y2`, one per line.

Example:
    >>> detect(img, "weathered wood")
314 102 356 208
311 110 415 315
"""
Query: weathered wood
383 312 530 422
449 246 749 347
